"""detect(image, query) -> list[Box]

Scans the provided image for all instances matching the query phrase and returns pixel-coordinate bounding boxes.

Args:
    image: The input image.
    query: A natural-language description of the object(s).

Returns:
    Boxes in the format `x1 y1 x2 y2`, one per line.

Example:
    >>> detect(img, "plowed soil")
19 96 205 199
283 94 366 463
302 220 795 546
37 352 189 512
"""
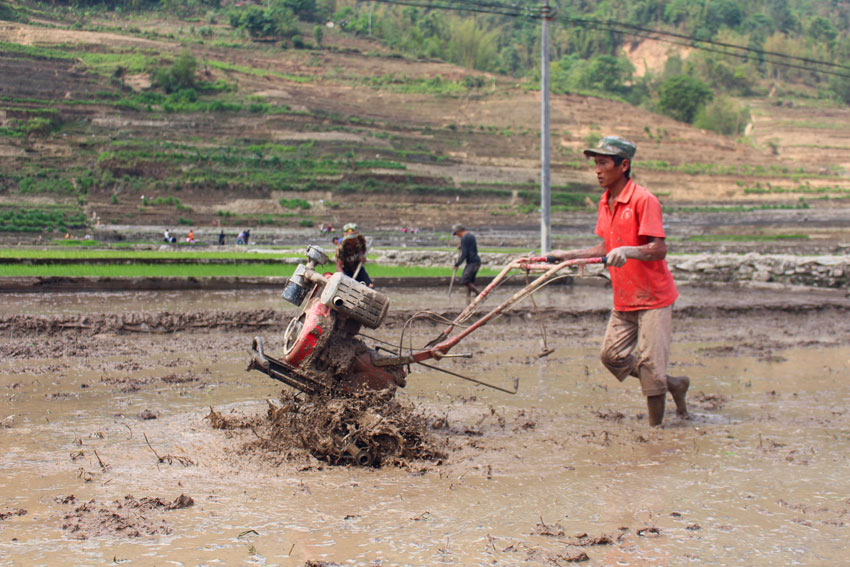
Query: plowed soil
1 283 849 565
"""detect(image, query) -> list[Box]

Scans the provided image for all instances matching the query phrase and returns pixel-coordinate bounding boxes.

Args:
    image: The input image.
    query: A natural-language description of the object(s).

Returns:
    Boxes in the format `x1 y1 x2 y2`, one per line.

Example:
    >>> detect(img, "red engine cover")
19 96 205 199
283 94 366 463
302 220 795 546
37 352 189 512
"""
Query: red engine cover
284 298 334 367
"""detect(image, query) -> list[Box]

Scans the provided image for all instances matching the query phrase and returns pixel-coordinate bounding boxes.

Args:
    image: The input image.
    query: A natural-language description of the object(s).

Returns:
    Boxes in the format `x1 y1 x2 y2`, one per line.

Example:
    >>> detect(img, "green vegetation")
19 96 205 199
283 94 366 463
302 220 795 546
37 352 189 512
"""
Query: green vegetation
360 74 469 95
636 161 821 178
665 201 810 213
0 206 88 233
323 0 850 132
0 262 499 278
742 182 850 196
0 249 304 260
688 234 810 242
279 198 311 210
658 75 713 123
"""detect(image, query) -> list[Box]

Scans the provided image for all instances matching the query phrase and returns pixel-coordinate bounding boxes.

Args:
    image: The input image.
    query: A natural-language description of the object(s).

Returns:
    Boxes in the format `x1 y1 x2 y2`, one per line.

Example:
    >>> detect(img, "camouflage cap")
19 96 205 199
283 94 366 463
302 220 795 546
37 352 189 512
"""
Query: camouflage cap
583 135 636 161
451 224 465 235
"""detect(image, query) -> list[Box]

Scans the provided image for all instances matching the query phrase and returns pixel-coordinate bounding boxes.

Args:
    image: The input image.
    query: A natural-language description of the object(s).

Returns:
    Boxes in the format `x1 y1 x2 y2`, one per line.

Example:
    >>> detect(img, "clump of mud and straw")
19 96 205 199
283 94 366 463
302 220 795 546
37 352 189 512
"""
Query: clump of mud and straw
207 389 447 468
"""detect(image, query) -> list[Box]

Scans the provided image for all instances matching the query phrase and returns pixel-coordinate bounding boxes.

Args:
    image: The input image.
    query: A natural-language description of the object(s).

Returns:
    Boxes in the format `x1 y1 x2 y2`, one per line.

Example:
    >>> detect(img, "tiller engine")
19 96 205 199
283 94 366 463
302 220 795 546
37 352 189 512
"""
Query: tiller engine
248 246 606 396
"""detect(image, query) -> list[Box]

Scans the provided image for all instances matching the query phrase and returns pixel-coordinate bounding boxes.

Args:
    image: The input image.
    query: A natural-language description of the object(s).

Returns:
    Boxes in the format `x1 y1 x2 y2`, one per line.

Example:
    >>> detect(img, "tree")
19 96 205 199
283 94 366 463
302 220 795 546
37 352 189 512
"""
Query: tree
657 75 713 123
270 0 316 22
446 18 498 72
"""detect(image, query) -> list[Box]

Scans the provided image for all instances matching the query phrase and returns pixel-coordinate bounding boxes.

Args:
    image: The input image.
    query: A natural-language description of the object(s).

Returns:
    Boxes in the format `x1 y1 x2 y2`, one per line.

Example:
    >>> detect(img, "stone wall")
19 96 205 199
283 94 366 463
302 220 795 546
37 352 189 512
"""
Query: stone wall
668 254 848 288
374 250 850 289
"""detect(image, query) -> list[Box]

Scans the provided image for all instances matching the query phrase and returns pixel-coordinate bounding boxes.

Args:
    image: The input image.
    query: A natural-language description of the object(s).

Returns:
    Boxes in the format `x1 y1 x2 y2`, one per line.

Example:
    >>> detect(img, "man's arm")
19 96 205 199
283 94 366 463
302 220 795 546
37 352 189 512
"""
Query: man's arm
605 237 667 267
547 241 607 262
455 235 470 267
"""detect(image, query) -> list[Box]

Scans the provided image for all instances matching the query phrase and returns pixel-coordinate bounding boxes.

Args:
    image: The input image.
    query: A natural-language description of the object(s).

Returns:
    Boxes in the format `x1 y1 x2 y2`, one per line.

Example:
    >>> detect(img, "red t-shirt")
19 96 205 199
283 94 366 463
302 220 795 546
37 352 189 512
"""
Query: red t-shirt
594 179 678 311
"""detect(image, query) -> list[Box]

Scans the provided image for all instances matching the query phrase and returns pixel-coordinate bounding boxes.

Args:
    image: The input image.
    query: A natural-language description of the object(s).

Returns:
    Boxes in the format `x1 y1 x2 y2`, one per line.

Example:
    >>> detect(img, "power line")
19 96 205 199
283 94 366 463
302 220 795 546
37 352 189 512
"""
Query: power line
564 16 850 75
366 0 541 18
572 18 850 79
364 0 849 80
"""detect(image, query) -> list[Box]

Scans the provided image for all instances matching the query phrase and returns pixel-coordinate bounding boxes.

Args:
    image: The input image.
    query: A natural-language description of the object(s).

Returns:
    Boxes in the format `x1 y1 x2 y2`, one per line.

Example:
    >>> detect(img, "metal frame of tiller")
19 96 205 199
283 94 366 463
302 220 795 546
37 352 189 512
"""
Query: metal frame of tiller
372 256 607 393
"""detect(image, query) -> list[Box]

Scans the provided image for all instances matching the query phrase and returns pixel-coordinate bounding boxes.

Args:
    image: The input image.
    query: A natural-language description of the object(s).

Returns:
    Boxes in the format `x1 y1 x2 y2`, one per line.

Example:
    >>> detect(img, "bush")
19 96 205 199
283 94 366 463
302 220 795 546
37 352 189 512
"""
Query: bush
280 198 311 210
694 96 751 136
299 218 314 227
151 51 198 94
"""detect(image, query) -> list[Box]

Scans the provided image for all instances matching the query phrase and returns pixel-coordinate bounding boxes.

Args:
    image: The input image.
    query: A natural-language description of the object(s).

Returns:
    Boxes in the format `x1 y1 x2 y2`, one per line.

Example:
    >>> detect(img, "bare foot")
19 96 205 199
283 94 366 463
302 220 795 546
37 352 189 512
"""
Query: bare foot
667 375 690 417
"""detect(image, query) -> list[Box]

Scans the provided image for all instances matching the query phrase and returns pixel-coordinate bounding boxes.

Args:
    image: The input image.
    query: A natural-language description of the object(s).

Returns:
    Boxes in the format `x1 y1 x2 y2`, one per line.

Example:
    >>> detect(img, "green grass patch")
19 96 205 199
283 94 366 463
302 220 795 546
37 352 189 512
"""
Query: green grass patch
0 249 304 260
742 182 850 196
664 202 810 213
0 263 500 278
206 59 313 84
279 198 311 210
359 74 468 95
687 234 810 242
0 206 88 232
49 239 100 247
0 41 76 61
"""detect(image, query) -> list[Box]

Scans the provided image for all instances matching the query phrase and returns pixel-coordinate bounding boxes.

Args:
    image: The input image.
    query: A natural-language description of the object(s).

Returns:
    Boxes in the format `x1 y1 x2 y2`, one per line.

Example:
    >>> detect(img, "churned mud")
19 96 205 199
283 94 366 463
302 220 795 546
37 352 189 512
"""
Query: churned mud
208 390 447 468
1 283 849 566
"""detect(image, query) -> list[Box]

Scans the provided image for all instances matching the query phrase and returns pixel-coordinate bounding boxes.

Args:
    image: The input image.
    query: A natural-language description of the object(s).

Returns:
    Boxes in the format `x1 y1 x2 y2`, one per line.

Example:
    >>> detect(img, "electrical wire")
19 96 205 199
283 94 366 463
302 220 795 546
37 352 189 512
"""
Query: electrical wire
581 19 850 79
564 16 850 74
366 0 541 18
362 0 850 80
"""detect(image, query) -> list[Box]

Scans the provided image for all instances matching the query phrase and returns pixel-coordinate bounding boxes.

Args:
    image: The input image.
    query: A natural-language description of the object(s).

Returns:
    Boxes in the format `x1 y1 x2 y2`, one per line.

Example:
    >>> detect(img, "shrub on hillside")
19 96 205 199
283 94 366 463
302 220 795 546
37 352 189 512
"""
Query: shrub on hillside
657 75 713 123
693 96 751 136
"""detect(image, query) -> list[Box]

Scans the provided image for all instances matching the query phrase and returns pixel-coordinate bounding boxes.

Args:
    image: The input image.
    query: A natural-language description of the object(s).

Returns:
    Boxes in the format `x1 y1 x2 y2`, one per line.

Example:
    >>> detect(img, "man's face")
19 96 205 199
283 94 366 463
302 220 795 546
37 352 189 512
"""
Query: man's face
593 155 628 189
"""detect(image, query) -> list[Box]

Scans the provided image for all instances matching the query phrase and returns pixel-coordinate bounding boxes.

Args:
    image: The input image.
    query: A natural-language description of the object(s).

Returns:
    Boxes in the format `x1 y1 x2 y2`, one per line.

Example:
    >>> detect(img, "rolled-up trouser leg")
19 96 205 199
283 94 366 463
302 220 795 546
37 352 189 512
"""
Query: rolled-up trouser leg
600 310 639 382
600 306 672 397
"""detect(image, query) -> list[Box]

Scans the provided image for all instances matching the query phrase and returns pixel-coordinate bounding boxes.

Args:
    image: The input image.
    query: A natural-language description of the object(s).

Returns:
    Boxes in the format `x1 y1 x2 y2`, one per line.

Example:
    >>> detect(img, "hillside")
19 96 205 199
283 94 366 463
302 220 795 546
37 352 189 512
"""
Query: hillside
1 6 849 251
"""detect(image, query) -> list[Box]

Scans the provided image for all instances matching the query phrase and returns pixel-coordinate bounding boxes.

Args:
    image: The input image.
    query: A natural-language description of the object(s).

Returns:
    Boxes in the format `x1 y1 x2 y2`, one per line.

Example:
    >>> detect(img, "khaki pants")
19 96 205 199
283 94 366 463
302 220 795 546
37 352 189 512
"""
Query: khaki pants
600 305 672 397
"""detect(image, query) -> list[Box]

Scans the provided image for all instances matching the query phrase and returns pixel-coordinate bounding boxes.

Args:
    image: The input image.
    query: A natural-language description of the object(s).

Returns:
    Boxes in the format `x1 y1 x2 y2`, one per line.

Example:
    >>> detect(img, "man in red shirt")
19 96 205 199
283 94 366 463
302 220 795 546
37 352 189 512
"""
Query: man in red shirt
546 136 689 426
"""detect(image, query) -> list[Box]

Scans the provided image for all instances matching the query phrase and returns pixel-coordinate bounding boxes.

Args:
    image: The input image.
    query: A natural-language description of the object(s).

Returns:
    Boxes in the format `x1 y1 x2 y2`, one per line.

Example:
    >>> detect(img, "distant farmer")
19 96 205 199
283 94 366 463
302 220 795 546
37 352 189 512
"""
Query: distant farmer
336 222 373 288
452 224 481 298
186 229 194 243
543 135 688 427
218 230 225 245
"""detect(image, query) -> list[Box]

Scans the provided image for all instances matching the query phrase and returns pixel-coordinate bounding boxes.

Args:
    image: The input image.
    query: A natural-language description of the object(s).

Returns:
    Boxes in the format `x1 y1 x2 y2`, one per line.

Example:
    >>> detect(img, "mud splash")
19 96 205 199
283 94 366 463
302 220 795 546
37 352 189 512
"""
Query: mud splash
208 390 447 468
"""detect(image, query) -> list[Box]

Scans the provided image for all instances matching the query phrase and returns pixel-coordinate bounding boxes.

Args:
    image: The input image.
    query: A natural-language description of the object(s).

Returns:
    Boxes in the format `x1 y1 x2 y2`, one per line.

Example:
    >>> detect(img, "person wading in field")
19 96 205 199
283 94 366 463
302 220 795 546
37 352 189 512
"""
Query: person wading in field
542 136 689 427
451 224 481 299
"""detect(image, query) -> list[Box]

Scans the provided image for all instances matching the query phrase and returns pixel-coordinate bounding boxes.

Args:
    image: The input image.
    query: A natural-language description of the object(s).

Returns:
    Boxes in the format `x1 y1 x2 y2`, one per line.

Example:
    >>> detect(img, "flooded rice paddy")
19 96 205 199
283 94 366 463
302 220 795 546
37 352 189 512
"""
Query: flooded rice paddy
1 283 849 566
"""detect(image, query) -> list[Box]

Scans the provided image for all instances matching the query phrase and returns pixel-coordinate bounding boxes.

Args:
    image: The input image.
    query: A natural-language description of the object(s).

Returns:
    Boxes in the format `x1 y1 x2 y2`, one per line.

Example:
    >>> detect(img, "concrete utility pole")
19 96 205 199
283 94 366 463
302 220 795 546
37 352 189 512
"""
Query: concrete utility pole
539 1 552 253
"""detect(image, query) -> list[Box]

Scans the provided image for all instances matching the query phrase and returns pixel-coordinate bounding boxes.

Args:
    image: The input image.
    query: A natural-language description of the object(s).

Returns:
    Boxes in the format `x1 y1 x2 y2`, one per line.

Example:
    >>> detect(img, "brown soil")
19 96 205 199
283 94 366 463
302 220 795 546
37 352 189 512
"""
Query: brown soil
58 494 193 540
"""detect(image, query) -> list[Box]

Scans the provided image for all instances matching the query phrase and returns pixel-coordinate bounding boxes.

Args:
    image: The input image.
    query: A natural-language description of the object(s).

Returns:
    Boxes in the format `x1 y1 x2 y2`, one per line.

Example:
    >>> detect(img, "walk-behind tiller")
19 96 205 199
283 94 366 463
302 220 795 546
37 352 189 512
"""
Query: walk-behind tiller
248 245 606 397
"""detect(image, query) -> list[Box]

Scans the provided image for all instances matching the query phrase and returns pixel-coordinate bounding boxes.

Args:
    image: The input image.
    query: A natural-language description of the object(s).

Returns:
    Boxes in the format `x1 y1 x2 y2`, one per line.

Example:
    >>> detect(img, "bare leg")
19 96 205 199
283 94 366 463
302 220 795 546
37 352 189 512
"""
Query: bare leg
647 394 665 426
667 375 690 417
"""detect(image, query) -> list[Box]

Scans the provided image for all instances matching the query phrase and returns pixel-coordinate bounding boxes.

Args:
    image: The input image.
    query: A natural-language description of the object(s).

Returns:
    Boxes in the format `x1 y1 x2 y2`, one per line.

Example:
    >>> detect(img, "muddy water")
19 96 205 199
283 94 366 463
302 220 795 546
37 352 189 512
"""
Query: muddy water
1 285 849 566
